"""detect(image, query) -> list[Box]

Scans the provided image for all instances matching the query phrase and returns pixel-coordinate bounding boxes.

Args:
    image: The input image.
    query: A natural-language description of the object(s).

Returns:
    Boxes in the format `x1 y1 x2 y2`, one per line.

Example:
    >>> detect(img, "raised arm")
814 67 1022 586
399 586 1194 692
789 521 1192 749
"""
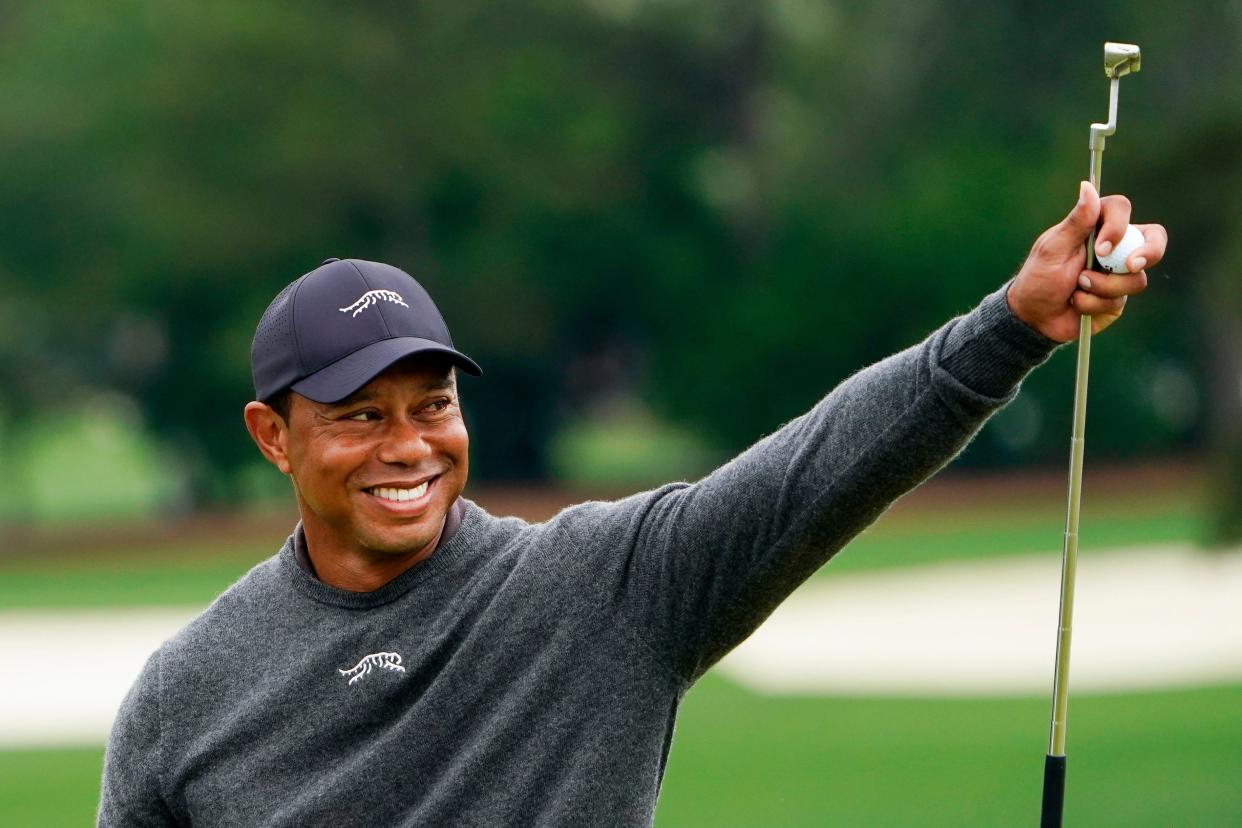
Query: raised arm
564 184 1164 682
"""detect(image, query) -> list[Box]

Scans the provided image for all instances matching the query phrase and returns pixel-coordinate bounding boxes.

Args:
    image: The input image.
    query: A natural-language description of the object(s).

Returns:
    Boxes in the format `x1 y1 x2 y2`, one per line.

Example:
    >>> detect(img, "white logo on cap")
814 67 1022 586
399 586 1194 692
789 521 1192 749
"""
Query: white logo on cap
339 290 409 317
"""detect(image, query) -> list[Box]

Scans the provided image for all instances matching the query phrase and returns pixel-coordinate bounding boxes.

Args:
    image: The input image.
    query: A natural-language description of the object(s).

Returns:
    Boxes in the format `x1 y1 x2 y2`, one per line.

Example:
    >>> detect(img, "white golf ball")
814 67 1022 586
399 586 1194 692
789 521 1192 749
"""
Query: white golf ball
1096 224 1145 274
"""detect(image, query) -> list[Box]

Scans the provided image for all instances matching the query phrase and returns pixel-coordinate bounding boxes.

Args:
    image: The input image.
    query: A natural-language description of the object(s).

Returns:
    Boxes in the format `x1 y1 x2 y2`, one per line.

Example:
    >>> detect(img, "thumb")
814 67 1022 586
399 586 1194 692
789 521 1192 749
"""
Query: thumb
1045 181 1101 257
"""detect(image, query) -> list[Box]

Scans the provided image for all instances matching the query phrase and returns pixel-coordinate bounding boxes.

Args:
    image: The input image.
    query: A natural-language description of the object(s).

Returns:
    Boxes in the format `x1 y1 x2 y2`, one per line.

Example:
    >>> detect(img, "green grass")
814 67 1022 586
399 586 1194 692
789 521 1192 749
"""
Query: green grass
0 747 105 826
0 485 1205 609
656 677 1242 827
5 679 1239 827
0 541 276 610
824 492 1203 575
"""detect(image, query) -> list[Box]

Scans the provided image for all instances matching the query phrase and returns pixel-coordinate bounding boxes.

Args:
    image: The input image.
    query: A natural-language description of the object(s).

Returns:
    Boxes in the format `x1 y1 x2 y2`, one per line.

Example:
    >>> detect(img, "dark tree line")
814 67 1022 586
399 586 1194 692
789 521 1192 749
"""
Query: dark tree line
0 0 1237 539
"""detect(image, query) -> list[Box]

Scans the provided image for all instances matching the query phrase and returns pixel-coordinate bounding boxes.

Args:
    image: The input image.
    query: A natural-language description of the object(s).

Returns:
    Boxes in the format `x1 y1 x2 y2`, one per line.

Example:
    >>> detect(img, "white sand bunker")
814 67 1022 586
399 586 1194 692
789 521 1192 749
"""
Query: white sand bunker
2 545 1240 747
0 607 198 747
718 544 1242 697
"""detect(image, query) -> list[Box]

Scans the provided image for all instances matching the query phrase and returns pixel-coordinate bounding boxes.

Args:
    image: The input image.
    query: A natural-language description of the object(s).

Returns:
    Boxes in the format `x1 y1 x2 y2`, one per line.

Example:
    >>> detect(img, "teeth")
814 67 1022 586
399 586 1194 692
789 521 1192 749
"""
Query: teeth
370 481 430 502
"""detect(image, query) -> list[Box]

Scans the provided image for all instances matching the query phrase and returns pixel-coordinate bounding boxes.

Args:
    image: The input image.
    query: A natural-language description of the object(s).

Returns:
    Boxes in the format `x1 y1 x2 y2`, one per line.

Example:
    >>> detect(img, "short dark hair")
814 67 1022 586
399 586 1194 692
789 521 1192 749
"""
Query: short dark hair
266 389 292 423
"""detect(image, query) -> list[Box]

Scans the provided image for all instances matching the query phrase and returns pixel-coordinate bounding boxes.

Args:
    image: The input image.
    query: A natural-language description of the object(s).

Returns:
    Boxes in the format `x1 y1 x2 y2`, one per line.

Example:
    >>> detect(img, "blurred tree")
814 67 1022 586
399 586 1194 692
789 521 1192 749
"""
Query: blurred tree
1120 6 1242 543
0 0 1233 533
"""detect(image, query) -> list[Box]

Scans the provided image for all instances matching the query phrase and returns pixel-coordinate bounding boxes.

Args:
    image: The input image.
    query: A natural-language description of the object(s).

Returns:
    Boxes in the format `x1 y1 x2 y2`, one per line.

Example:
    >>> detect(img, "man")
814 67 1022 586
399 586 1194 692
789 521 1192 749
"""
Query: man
99 183 1165 826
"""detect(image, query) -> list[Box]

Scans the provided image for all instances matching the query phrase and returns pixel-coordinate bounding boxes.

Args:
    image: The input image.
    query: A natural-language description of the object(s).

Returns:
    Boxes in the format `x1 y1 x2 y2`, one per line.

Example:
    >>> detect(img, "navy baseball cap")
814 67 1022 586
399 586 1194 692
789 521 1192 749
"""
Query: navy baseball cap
251 258 481 404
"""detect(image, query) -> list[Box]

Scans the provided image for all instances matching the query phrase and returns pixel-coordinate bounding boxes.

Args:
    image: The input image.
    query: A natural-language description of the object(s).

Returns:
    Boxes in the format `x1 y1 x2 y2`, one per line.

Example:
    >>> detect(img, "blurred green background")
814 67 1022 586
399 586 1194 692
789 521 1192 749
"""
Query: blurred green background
1 0 1240 825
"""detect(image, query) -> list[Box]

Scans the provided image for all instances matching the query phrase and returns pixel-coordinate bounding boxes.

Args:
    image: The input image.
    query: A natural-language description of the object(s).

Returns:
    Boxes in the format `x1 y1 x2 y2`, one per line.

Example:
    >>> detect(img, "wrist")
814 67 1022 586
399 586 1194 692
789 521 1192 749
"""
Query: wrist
1004 279 1068 344
1004 279 1035 328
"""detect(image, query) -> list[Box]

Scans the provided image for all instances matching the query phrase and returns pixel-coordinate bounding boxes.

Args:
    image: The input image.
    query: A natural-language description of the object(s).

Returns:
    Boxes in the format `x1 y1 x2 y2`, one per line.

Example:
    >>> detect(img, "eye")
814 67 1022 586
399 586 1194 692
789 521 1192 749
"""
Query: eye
344 410 380 422
422 398 453 414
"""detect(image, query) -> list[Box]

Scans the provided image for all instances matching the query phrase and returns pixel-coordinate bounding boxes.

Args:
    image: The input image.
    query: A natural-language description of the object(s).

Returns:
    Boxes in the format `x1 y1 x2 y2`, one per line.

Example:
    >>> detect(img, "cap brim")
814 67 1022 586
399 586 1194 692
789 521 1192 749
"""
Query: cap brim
290 337 482 404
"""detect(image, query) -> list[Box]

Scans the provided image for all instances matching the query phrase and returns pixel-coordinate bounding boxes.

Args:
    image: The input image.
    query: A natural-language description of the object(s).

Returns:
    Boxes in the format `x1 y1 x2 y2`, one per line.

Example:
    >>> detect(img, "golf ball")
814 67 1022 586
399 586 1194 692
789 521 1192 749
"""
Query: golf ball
1096 224 1145 274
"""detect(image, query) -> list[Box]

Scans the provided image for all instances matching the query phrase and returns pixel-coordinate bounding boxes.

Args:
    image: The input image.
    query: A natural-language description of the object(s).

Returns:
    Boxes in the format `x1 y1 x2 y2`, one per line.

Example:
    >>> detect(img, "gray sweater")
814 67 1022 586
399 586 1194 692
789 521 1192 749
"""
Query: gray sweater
98 287 1055 826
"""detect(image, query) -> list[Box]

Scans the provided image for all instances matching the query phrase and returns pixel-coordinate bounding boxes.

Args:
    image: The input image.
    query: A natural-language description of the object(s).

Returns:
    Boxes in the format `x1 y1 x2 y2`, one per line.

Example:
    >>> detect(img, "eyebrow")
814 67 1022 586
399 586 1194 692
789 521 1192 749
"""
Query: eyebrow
326 377 456 409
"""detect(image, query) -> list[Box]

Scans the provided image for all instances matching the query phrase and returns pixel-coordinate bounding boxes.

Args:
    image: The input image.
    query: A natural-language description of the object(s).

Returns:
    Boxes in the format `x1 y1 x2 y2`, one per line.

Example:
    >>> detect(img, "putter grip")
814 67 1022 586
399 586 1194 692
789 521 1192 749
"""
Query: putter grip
1040 754 1066 827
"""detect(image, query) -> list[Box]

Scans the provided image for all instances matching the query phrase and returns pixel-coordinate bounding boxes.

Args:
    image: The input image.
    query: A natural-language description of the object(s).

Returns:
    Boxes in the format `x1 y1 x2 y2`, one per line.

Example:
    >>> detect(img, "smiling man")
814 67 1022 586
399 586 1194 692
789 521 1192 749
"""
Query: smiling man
250 359 470 591
99 185 1166 826
243 259 481 595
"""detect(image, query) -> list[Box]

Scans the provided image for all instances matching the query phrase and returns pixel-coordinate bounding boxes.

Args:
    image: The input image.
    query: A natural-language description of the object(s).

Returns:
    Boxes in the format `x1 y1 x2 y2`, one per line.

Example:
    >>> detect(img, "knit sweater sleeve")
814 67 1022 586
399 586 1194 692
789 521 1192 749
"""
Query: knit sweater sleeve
97 648 178 826
582 285 1058 682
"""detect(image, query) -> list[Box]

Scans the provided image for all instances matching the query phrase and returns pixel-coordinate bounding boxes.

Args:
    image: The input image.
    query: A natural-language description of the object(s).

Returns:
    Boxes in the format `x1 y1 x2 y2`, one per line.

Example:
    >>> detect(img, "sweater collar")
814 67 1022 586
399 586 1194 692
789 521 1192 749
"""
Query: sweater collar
279 498 484 609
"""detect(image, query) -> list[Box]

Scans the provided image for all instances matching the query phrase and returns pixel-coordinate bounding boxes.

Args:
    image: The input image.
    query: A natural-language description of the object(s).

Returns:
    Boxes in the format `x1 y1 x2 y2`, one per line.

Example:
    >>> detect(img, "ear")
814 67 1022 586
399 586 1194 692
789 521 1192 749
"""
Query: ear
243 401 293 475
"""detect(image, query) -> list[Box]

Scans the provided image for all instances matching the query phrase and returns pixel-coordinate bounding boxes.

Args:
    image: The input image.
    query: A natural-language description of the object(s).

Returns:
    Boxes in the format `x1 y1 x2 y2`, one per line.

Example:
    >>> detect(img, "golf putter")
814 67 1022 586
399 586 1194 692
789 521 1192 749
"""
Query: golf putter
1040 41 1142 828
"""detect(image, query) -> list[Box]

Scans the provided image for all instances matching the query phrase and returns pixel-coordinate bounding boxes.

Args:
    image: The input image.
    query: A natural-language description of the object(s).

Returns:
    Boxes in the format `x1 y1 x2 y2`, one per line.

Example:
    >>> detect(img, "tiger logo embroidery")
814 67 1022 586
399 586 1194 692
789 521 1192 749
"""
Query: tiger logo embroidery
338 651 406 685
339 290 409 317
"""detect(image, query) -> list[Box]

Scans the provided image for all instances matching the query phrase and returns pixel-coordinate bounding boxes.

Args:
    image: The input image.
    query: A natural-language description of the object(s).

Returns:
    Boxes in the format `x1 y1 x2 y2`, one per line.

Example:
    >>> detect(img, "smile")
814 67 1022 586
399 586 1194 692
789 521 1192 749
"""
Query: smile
368 483 428 502
364 477 435 505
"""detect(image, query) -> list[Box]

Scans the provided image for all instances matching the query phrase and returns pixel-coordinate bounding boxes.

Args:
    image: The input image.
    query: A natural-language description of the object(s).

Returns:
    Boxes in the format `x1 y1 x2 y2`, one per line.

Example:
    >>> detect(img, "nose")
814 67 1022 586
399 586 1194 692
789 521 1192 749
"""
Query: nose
375 416 431 466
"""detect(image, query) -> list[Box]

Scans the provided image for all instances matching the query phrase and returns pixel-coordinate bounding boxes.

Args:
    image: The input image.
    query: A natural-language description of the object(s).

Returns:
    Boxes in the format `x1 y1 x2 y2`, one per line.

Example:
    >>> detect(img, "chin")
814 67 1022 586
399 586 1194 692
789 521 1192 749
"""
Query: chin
355 529 435 557
357 514 447 556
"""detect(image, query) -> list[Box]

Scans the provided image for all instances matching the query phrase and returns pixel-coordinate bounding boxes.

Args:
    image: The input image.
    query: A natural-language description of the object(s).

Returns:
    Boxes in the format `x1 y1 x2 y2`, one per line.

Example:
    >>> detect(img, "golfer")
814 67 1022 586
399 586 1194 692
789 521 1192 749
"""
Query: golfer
99 182 1164 826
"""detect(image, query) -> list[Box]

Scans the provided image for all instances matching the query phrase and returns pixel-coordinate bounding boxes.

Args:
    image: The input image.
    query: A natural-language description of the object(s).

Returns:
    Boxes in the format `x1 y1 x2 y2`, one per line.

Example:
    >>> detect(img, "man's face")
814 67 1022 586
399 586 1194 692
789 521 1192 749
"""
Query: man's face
281 357 468 563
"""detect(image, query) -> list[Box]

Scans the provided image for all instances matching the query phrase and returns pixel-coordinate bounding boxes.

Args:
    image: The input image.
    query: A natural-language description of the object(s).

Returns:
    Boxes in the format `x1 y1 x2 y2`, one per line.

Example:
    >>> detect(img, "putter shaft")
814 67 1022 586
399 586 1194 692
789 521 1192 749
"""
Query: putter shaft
1042 45 1140 828
1048 69 1121 758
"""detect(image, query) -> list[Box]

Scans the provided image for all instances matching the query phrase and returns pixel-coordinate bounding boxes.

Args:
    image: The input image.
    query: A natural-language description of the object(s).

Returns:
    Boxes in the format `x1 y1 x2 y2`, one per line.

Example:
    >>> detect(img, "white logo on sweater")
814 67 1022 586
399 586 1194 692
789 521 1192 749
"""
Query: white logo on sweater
339 651 406 685
339 290 409 317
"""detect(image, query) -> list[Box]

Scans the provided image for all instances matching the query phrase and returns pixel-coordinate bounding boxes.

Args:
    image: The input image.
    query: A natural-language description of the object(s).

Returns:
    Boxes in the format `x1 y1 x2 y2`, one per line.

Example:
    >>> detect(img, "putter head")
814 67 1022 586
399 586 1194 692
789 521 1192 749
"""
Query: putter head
1104 42 1141 78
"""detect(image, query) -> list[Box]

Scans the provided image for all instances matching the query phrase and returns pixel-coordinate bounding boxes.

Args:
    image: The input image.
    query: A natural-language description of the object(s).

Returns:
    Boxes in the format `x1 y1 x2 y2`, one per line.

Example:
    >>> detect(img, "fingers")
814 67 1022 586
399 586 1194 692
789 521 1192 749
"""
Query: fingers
1039 185 1165 273
1125 223 1168 272
1077 268 1148 299
1015 186 1164 341
1073 251 1148 327
1045 181 1102 257
1071 290 1127 317
1093 194 1132 260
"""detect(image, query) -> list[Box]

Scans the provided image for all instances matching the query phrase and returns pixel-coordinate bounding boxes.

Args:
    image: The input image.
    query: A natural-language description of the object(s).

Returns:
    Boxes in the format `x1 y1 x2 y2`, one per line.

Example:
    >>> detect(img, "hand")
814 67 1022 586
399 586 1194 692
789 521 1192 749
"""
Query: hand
1007 181 1167 342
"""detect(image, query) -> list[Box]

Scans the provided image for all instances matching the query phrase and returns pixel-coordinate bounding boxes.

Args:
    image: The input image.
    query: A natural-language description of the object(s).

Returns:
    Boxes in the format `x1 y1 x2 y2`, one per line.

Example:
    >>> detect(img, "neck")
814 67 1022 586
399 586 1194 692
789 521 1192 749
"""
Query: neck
300 519 446 593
